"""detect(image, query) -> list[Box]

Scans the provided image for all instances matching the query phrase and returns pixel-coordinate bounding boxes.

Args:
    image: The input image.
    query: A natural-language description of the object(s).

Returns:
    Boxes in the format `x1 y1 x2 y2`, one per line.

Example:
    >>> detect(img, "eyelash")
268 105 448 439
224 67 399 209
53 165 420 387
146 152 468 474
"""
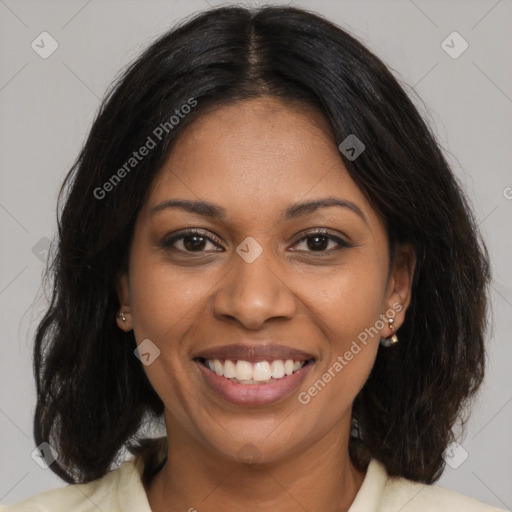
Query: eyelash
160 228 351 255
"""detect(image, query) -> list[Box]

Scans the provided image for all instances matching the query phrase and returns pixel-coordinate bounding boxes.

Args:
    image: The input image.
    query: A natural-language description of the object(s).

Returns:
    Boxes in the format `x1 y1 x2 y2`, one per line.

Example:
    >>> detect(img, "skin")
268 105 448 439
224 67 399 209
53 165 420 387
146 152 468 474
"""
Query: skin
116 96 415 512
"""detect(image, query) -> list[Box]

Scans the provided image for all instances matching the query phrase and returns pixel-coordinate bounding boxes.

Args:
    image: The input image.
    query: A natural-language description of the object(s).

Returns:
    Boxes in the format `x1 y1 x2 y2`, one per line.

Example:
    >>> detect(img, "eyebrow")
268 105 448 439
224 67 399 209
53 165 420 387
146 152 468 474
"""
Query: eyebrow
149 196 368 225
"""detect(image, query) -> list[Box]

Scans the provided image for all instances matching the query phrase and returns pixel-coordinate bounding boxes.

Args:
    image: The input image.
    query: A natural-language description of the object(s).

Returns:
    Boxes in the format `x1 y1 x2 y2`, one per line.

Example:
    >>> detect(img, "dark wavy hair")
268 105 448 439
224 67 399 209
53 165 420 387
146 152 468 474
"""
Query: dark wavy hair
33 5 491 485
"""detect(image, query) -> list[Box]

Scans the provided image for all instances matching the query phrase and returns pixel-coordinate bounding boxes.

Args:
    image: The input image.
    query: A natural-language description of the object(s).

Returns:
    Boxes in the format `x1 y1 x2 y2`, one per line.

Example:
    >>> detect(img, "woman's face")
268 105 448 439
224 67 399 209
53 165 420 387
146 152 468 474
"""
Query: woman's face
117 97 414 465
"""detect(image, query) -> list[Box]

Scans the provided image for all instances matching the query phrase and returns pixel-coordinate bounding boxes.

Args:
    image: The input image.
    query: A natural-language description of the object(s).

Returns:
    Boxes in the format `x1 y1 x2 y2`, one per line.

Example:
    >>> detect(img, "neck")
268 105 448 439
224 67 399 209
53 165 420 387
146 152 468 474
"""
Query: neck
145 421 366 512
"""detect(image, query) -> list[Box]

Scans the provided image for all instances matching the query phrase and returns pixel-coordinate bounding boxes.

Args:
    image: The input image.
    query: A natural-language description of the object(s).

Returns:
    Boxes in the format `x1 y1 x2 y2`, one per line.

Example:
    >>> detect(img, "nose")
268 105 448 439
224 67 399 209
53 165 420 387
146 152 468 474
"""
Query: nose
212 247 297 330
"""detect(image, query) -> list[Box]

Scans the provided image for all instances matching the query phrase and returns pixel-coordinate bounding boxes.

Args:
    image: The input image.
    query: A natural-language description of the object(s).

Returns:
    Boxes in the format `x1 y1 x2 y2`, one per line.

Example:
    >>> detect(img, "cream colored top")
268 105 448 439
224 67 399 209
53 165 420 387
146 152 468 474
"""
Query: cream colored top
1 455 505 511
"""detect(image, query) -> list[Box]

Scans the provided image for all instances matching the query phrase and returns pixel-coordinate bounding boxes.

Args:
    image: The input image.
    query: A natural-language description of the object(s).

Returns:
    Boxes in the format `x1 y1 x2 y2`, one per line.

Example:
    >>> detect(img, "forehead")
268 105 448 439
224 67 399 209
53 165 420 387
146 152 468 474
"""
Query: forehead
142 97 377 228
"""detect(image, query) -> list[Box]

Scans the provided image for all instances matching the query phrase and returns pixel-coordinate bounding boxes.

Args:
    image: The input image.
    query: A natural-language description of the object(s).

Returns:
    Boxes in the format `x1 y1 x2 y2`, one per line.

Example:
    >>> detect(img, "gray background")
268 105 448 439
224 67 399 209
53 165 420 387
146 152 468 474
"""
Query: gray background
1 0 511 508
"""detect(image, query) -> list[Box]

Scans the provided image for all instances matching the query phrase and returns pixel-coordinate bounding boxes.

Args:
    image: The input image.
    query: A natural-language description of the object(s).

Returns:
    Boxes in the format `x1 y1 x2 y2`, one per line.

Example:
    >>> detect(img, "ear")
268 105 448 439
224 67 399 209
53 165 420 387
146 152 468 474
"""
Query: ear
115 271 133 332
383 243 416 335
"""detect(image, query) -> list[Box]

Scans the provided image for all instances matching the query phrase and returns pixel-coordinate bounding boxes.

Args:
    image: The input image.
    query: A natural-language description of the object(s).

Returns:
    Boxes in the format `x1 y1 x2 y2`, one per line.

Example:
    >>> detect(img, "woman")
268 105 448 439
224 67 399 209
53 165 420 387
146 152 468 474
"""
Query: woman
1 5 505 511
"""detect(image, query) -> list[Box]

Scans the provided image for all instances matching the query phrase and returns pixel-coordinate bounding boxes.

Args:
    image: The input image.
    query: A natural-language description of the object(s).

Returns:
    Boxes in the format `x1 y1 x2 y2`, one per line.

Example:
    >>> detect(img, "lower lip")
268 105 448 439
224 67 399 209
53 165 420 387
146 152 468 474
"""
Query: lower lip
195 360 314 406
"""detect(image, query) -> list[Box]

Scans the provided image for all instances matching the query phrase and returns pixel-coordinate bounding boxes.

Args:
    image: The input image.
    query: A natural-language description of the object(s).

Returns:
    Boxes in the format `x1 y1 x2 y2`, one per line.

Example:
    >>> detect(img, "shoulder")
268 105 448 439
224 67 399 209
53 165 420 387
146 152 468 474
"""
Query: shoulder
367 460 505 512
0 456 151 512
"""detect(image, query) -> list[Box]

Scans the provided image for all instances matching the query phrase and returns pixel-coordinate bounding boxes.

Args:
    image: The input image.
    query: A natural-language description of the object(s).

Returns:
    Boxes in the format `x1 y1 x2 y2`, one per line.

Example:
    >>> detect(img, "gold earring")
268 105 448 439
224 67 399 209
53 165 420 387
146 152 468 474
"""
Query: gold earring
118 311 126 322
380 317 398 347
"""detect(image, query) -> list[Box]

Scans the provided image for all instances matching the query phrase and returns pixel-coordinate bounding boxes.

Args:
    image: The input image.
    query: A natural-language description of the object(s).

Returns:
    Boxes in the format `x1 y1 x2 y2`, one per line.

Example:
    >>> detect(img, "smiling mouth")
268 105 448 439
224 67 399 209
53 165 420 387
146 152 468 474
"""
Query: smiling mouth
195 357 315 385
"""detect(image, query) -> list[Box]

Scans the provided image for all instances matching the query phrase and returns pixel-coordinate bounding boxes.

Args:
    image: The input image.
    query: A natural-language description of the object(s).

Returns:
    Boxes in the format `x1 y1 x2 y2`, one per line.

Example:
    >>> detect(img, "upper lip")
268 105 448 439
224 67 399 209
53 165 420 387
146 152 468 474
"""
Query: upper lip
193 343 316 363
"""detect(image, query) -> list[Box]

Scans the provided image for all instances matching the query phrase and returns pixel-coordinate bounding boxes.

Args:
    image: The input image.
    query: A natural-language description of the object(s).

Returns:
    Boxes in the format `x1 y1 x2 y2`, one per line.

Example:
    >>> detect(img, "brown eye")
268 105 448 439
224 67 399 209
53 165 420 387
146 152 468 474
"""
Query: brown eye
291 230 351 253
161 229 223 253
305 234 330 251
181 235 208 251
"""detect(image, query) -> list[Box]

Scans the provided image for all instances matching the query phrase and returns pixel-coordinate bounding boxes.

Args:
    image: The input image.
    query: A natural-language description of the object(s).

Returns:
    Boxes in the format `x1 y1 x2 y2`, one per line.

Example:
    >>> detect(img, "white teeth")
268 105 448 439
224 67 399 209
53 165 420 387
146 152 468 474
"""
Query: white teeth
284 360 294 376
235 360 253 381
213 359 223 376
270 360 285 379
253 361 272 382
203 358 308 384
223 359 237 378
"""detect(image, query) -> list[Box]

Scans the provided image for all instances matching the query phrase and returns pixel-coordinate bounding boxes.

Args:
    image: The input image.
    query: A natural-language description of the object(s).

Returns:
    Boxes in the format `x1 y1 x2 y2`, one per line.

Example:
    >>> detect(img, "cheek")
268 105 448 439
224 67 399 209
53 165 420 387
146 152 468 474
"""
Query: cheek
307 258 387 344
126 251 206 405
297 258 385 400
128 251 216 339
